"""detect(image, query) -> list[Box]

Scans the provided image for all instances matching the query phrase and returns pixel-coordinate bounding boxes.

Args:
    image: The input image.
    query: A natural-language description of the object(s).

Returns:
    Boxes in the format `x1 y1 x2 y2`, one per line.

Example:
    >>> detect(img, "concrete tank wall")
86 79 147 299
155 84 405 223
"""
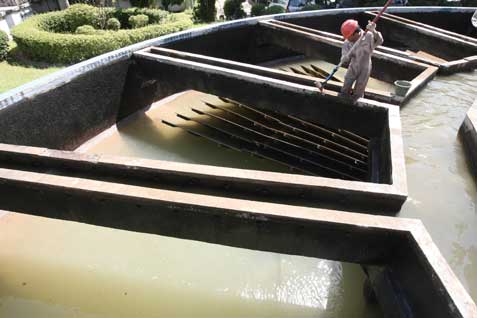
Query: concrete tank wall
0 7 474 150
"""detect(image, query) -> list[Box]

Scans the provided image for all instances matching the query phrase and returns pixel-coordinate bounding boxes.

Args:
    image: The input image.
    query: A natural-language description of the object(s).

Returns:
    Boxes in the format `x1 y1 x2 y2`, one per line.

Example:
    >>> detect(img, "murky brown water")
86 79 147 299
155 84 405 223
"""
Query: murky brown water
0 66 476 317
398 70 477 301
0 211 379 317
77 91 292 173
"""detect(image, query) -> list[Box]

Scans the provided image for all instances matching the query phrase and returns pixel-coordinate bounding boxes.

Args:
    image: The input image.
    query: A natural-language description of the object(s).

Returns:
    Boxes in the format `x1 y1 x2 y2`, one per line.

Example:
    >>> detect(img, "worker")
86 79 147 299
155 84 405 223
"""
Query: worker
339 19 383 102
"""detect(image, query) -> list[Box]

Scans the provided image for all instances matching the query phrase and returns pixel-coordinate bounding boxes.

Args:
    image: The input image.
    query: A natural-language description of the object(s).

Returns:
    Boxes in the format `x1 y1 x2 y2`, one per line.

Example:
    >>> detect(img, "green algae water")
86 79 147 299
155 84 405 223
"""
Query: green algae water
0 70 476 317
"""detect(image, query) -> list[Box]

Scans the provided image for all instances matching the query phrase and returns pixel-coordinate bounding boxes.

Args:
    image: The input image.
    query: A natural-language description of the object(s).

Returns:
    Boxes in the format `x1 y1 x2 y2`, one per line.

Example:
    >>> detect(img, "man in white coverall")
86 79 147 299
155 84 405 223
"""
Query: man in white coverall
339 19 384 102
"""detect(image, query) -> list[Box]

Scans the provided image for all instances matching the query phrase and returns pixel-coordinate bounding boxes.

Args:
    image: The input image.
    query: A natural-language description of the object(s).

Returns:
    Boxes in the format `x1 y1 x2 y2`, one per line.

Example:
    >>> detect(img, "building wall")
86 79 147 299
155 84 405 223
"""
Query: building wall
0 3 32 38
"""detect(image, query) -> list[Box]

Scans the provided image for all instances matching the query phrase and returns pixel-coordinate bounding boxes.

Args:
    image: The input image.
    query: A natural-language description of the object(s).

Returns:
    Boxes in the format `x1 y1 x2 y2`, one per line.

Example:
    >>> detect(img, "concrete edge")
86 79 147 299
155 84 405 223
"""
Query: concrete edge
0 141 406 205
386 104 408 197
459 98 477 180
409 220 477 318
0 167 474 316
1 7 475 109
0 166 417 231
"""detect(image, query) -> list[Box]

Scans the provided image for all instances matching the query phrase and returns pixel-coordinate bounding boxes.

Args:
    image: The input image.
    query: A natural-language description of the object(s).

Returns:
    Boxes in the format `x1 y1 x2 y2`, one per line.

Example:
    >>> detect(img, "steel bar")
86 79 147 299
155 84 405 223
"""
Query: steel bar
300 65 325 79
160 113 314 175
287 114 370 147
181 112 363 180
202 101 368 168
289 67 308 76
219 97 369 155
191 106 367 178
218 100 369 160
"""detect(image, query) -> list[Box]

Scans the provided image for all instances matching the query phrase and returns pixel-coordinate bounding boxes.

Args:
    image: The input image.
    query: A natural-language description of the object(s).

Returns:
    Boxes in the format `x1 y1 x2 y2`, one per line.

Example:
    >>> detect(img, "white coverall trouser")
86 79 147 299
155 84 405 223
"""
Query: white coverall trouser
340 31 384 102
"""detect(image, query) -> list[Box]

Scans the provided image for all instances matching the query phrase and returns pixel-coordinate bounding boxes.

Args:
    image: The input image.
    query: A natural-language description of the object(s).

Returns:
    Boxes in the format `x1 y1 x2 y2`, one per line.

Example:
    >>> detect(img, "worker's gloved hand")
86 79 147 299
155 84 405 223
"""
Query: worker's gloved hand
366 21 376 32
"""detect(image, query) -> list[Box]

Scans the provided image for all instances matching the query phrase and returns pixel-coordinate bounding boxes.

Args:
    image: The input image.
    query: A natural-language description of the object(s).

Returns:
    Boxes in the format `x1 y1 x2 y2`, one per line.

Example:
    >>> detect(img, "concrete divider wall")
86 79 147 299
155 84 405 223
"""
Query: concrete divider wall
0 8 475 316
0 167 473 317
0 61 130 150
0 7 474 150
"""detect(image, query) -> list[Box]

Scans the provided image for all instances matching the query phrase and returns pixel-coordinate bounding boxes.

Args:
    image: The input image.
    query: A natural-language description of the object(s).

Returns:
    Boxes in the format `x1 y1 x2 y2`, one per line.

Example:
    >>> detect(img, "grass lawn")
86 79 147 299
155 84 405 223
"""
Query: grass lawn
1 42 64 94
0 17 210 95
0 61 63 94
0 9 207 95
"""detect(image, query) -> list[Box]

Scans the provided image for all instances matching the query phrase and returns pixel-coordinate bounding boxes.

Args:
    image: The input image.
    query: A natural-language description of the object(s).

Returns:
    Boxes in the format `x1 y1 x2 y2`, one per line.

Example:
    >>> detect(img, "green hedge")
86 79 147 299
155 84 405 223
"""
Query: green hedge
113 7 169 28
106 17 121 30
12 9 193 64
37 5 170 32
0 30 8 62
75 24 97 34
264 5 285 14
193 0 216 22
129 14 150 28
223 0 246 20
251 3 266 16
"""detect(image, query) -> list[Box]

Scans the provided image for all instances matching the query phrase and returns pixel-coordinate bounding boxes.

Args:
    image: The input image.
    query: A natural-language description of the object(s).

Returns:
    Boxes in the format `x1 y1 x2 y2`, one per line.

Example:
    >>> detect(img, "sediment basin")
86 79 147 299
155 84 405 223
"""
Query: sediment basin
1 71 475 317
0 7 476 317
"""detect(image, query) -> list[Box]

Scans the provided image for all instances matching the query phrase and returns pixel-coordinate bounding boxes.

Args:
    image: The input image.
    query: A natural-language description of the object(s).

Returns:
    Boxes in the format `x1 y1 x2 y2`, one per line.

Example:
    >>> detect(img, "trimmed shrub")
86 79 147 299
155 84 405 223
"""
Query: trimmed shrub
193 0 216 22
40 6 168 33
251 3 266 16
135 7 169 23
223 0 246 20
129 14 149 28
12 11 193 64
0 30 8 61
114 7 168 28
63 4 98 32
106 17 121 30
39 11 69 33
264 5 286 14
75 24 97 34
93 7 116 30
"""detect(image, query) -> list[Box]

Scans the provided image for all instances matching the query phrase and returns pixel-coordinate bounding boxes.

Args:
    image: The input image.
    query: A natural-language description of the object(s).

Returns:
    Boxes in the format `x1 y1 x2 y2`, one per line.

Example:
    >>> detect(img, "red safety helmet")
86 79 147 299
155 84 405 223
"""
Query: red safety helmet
341 19 359 39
